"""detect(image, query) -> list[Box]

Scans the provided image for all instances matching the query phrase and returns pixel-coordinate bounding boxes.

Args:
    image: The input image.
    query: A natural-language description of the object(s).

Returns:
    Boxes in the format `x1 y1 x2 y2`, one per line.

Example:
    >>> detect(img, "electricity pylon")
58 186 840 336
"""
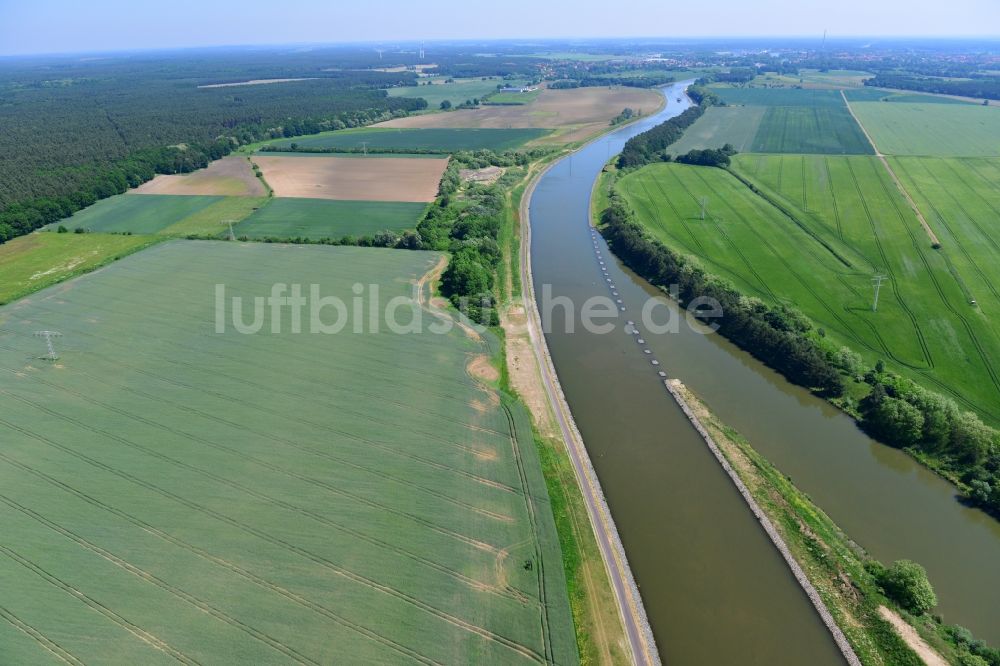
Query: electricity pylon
872 275 888 312
34 331 62 360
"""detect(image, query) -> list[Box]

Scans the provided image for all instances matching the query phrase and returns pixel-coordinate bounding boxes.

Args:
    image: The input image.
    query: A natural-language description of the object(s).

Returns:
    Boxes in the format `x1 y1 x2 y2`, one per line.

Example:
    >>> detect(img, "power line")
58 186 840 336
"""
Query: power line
872 274 888 312
34 331 62 361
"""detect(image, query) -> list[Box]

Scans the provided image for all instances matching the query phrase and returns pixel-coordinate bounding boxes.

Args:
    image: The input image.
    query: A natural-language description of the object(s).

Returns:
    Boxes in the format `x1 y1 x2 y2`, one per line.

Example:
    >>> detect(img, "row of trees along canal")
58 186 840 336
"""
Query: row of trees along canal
606 82 1000 522
592 83 1000 662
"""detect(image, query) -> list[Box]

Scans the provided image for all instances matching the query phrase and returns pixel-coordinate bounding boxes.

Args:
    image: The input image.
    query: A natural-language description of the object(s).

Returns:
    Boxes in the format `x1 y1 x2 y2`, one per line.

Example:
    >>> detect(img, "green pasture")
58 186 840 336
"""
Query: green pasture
0 241 576 664
618 158 1000 421
235 198 426 239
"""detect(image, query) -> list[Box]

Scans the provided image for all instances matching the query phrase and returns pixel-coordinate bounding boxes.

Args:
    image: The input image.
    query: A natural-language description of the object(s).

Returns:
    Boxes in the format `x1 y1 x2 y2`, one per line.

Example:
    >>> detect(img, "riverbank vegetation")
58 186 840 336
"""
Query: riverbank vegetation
677 382 1000 666
610 157 1000 521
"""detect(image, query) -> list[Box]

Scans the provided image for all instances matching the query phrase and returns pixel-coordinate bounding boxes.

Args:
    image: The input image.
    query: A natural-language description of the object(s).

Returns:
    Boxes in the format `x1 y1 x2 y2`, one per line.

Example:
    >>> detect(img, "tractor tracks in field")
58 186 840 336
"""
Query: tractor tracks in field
0 413 548 665
841 90 941 247
0 443 442 666
0 605 84 666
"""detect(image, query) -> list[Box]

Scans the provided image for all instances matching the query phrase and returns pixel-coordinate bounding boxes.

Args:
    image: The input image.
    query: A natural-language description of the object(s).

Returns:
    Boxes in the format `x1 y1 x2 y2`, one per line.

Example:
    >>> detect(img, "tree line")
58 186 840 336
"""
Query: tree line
601 185 1000 520
616 85 722 168
600 194 847 395
416 148 548 325
864 74 1000 101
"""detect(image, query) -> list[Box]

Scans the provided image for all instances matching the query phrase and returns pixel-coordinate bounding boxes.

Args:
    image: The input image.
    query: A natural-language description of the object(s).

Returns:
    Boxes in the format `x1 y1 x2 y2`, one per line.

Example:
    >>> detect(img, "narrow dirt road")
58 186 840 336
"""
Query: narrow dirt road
841 91 941 246
515 162 660 666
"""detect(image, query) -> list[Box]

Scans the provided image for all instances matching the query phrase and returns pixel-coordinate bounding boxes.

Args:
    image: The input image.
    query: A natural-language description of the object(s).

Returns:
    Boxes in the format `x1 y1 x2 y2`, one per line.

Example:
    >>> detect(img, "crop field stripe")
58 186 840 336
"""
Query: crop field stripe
822 157 845 239
0 605 84 665
0 448 440 665
0 296 512 458
842 158 934 368
652 169 710 254
643 172 706 254
687 167 880 349
0 495 321 665
864 157 1000 400
665 169 782 301
864 157 1000 396
499 399 554 662
0 542 197 665
0 372 522 601
0 370 500 559
892 158 1000 304
0 374 515 527
0 411 547 664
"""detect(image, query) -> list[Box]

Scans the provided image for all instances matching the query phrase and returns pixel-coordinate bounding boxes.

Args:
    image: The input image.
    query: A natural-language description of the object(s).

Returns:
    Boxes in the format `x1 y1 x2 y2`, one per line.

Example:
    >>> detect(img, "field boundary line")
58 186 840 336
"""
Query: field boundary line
0 448 441 665
0 606 83 665
0 543 199 665
0 413 546 664
0 494 320 666
841 91 941 246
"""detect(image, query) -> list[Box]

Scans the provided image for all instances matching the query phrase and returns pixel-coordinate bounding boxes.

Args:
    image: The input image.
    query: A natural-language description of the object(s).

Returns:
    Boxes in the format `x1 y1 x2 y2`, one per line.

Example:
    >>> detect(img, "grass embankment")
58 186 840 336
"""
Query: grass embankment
497 155 631 665
0 232 161 304
675 381 986 666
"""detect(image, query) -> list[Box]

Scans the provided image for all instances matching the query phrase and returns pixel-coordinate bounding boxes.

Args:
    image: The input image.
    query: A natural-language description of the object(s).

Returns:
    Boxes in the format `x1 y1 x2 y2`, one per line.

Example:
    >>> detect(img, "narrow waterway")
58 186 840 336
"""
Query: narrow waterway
529 81 845 664
530 80 1000 662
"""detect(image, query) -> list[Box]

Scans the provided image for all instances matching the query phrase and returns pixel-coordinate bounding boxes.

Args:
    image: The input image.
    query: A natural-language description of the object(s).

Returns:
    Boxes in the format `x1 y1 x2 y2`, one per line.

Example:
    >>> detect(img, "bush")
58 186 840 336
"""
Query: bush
880 560 937 615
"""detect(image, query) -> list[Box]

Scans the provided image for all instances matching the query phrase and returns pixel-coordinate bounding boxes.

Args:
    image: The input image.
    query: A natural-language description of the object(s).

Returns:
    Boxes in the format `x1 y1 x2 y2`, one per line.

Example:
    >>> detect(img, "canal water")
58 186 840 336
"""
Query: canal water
531 79 1000 662
529 81 845 665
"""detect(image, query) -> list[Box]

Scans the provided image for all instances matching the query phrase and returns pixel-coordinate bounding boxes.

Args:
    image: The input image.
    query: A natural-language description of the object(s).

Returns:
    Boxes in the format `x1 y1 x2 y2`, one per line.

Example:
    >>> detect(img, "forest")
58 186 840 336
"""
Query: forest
0 52 433 242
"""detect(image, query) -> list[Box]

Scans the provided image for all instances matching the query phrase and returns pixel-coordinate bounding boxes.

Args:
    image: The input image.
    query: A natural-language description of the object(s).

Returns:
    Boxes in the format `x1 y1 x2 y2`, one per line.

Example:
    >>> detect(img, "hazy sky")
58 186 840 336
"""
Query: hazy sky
1 0 997 56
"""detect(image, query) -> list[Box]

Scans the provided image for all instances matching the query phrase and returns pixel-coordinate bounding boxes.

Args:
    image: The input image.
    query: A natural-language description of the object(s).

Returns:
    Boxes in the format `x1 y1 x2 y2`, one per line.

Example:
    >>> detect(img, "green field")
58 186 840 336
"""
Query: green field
57 194 223 234
708 86 847 107
844 89 975 104
235 198 427 239
850 102 1000 156
751 106 874 154
388 77 520 108
159 196 268 236
263 127 550 153
618 159 1000 421
0 232 158 304
669 106 766 154
0 241 576 664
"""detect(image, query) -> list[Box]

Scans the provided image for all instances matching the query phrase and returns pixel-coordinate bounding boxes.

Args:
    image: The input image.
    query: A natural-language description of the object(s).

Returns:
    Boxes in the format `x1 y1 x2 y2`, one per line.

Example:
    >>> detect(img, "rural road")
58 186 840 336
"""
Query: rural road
517 161 661 666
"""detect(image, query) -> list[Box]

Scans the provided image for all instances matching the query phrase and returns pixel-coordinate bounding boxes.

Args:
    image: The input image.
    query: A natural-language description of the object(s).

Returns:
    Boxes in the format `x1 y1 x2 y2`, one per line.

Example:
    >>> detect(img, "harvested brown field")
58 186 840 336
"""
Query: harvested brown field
377 86 664 144
252 155 448 202
132 156 266 196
